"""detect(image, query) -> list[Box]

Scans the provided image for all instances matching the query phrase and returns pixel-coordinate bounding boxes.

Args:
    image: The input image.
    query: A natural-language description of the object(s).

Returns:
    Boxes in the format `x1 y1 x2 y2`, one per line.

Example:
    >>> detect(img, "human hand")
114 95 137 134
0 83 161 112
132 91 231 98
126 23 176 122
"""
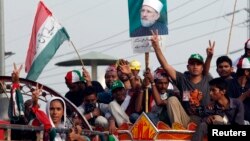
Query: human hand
92 108 101 117
118 59 131 75
82 67 91 82
151 30 160 50
108 119 117 135
12 63 23 83
0 81 6 93
32 83 43 105
206 115 214 124
142 77 150 89
75 125 83 135
206 40 215 58
68 126 81 141
212 115 224 125
143 68 154 83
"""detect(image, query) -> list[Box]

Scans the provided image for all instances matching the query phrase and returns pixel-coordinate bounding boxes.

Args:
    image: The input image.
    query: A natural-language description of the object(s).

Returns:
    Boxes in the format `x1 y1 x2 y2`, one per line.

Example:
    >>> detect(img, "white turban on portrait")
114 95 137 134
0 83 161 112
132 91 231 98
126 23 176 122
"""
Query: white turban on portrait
143 0 163 13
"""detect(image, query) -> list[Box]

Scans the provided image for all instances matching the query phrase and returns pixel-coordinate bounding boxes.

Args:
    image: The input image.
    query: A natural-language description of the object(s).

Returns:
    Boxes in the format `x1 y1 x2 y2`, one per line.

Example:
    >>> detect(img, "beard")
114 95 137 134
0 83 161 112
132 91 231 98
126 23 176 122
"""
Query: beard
119 75 129 82
141 19 156 27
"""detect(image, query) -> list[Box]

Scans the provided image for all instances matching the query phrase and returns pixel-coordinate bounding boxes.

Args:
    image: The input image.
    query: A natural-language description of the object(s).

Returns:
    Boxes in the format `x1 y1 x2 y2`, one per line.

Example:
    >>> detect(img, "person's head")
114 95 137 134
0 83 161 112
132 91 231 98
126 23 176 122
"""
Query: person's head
244 39 250 57
154 67 169 94
91 80 104 93
46 97 66 127
209 78 228 101
130 60 141 76
65 70 86 92
24 99 33 121
110 80 126 103
116 60 130 82
216 56 233 79
104 65 118 89
140 0 163 27
83 86 98 105
236 57 250 77
187 53 204 76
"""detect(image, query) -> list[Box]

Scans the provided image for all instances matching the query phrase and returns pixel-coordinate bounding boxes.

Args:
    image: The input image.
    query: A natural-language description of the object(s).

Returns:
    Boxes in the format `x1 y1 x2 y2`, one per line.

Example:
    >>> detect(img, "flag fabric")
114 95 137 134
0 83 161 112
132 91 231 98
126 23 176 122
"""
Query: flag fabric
108 134 119 141
25 1 69 81
8 83 24 119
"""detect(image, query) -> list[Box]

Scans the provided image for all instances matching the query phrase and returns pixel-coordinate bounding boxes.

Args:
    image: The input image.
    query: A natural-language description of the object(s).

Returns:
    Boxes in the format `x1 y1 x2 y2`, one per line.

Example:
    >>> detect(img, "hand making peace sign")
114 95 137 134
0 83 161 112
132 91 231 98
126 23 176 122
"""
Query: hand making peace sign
12 63 23 83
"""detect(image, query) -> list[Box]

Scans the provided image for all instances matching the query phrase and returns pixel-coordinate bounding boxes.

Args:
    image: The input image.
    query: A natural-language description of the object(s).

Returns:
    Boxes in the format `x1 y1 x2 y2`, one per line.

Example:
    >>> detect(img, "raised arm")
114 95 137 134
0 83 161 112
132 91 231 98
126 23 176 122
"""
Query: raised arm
82 67 92 87
146 69 166 106
151 30 177 80
12 63 23 84
118 59 137 89
204 40 215 75
31 83 43 107
134 71 151 113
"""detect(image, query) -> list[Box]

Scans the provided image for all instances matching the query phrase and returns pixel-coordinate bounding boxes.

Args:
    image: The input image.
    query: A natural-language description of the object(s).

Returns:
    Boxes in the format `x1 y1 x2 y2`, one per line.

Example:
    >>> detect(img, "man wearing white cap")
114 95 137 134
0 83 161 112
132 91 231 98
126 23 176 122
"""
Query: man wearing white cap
227 57 250 123
233 39 250 69
131 0 168 37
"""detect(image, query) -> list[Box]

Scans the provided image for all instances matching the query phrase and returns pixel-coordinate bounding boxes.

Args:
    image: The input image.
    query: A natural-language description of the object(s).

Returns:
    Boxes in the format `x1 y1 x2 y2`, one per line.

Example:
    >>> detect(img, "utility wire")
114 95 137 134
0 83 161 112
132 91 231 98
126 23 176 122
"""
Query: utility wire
168 0 196 13
53 30 128 59
6 0 71 23
6 0 196 48
170 9 244 31
6 0 219 53
5 0 115 46
169 0 221 25
61 0 112 21
101 40 130 52
36 27 248 85
171 15 222 31
167 20 247 48
5 0 244 79
6 20 247 77
123 20 248 61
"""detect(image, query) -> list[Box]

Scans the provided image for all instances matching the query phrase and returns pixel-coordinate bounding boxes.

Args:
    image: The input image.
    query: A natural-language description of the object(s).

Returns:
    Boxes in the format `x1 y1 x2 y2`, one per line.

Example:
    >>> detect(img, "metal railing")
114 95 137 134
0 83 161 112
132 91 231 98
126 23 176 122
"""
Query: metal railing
0 123 109 141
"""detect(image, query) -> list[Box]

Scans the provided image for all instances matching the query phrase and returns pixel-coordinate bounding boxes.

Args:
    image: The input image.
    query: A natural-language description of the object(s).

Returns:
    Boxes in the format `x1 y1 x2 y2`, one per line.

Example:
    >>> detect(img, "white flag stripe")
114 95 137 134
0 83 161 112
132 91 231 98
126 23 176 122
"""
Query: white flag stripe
33 16 63 63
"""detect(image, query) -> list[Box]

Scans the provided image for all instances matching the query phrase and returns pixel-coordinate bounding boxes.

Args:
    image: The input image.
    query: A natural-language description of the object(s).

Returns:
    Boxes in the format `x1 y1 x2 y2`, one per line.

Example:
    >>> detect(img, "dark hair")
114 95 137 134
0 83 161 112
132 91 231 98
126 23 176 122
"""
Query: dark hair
51 99 64 110
154 67 168 80
243 39 250 56
91 81 104 93
83 86 97 98
236 68 245 77
216 56 232 67
236 68 250 77
50 99 65 122
209 78 227 91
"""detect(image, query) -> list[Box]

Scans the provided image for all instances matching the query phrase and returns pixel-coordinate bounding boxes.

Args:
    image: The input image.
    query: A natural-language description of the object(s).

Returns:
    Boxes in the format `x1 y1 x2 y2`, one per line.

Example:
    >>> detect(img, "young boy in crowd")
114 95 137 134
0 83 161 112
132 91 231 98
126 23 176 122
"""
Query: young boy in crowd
192 78 244 141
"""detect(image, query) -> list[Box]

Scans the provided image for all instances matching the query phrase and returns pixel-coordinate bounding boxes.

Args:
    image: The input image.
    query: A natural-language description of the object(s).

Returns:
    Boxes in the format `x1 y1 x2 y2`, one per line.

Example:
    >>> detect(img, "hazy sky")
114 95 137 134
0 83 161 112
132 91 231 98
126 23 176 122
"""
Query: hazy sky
4 0 248 94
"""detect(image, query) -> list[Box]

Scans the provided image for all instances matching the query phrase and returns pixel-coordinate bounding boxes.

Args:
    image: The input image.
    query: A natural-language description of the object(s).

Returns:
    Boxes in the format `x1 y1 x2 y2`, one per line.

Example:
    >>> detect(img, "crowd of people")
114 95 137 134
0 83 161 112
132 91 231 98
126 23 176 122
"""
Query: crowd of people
6 30 250 140
3 0 250 139
1 0 249 140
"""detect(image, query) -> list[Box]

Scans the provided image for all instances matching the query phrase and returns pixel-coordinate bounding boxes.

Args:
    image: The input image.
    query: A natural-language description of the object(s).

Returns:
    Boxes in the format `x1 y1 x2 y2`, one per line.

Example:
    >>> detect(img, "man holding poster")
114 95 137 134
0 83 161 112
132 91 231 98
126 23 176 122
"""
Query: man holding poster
130 0 168 37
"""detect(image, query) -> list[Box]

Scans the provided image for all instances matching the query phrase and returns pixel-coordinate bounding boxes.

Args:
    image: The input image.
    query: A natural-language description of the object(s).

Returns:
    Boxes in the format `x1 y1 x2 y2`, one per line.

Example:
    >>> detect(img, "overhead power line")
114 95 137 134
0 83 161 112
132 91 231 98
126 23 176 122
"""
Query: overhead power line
123 20 248 61
169 0 221 25
170 8 245 31
168 0 196 13
53 36 129 59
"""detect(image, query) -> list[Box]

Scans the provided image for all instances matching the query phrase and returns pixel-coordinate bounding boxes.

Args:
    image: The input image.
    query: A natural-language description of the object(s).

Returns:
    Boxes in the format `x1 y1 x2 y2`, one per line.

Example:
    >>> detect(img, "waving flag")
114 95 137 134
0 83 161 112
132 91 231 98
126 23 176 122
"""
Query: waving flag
25 1 69 81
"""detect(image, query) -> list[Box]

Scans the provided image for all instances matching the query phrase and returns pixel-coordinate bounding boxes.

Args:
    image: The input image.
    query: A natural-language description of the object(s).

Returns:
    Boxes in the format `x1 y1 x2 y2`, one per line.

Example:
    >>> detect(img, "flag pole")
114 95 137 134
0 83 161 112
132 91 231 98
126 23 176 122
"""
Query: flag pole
226 0 238 55
145 52 149 113
69 40 84 67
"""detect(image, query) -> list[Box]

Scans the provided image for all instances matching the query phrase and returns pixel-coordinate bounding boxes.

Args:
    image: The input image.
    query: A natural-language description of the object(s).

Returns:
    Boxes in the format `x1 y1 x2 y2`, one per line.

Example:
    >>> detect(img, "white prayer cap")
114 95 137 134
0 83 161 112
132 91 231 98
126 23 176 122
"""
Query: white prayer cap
143 0 163 13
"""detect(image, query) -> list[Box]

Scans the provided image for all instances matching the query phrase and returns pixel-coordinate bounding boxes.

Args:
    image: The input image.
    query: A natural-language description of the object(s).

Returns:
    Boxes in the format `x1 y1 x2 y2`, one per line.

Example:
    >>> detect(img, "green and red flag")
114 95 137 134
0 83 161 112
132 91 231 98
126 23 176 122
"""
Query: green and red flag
25 1 69 81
